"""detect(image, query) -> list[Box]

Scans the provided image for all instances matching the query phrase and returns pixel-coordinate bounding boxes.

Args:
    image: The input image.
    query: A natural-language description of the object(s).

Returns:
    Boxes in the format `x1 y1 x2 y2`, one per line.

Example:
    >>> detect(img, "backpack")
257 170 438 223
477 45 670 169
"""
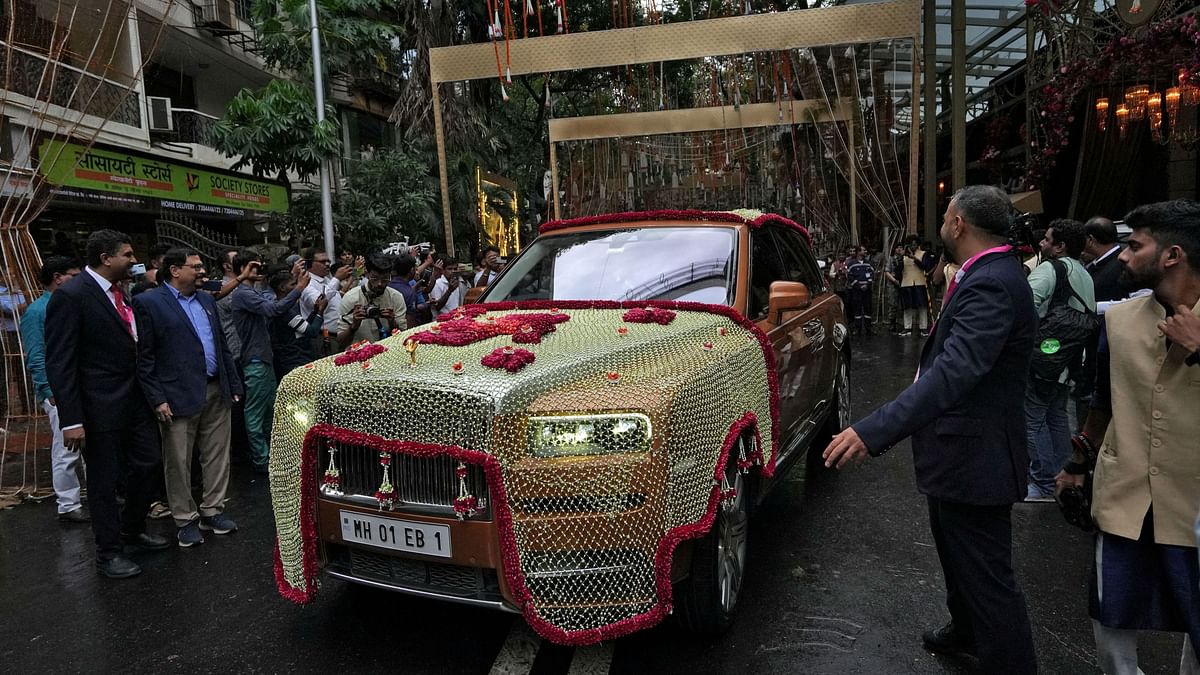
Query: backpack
1031 259 1099 382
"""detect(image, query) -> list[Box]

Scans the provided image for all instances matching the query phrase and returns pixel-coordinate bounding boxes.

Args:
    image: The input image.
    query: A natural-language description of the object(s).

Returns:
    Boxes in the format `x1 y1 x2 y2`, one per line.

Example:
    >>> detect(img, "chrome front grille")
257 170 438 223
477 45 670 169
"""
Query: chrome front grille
319 439 490 517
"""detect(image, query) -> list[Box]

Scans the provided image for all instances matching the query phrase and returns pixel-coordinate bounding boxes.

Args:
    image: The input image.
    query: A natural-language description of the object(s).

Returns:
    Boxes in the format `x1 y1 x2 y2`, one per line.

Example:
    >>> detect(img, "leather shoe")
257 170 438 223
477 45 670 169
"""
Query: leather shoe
120 532 171 551
95 555 142 579
922 621 976 658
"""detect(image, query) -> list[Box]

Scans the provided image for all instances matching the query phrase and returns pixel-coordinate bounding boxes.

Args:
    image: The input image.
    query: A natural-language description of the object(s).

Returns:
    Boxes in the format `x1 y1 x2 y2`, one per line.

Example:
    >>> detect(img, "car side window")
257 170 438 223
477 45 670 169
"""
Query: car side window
748 230 787 320
771 225 825 294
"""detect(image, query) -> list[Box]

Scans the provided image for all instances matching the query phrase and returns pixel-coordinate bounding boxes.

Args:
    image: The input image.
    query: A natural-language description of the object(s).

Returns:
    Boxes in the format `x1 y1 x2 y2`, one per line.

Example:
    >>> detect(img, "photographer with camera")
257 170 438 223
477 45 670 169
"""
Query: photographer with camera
230 252 310 473
1054 200 1200 675
893 237 934 336
474 245 505 288
337 254 406 348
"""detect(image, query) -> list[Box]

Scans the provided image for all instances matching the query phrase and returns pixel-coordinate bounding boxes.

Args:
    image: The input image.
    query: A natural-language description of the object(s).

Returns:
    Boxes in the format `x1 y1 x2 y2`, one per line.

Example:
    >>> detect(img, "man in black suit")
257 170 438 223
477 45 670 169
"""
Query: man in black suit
1082 216 1127 303
133 248 243 548
1073 217 1129 429
824 185 1038 674
45 230 170 578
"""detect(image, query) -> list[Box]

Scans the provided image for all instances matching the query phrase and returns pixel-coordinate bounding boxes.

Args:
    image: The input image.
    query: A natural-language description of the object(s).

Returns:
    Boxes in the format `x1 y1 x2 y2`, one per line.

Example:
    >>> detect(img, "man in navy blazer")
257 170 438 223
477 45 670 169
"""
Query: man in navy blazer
824 186 1039 674
46 229 170 578
133 248 243 548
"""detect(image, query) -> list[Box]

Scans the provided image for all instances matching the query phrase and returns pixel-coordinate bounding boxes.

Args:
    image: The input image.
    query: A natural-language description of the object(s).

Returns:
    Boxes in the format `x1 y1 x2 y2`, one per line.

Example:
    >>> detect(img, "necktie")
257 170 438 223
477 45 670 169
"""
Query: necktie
111 285 134 336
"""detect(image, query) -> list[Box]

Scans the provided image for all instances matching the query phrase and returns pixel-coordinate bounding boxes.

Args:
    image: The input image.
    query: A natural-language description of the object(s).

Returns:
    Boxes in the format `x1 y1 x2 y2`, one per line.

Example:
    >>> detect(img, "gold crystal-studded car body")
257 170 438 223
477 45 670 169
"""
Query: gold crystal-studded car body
270 210 848 644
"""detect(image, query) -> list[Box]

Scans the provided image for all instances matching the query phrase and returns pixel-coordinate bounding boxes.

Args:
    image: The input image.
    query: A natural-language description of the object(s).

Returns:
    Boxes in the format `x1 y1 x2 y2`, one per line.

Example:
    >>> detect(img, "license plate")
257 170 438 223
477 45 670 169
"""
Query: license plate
339 511 452 558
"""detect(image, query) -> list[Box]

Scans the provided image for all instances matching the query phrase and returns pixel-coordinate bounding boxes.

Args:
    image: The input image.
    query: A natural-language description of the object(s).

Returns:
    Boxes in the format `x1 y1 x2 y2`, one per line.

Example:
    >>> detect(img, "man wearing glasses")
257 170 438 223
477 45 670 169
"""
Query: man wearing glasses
299 248 351 356
132 249 244 547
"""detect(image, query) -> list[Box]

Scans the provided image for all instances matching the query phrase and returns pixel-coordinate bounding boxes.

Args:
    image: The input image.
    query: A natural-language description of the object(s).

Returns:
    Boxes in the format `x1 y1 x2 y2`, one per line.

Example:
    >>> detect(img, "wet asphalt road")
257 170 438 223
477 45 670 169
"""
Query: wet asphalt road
0 332 1186 674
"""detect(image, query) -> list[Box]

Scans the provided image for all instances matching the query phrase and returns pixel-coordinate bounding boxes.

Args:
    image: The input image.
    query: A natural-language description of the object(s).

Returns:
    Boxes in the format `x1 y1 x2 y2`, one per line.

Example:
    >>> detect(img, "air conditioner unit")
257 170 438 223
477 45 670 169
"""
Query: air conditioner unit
197 0 236 32
147 96 174 132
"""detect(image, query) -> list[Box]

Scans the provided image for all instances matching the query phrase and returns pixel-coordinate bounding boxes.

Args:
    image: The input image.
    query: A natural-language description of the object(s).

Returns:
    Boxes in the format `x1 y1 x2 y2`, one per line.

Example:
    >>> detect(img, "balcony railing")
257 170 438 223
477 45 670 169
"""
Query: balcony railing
170 108 220 145
0 42 142 128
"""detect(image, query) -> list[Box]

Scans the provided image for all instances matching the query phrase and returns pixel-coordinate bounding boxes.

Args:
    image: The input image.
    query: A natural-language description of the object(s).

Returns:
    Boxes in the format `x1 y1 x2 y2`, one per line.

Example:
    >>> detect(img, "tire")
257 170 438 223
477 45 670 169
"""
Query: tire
675 441 750 636
809 352 852 472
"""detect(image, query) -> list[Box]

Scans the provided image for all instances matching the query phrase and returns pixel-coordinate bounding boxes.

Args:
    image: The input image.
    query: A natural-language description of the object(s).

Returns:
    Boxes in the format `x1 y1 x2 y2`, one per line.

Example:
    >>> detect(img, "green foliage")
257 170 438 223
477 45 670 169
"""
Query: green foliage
277 143 439 252
251 0 398 76
210 80 339 180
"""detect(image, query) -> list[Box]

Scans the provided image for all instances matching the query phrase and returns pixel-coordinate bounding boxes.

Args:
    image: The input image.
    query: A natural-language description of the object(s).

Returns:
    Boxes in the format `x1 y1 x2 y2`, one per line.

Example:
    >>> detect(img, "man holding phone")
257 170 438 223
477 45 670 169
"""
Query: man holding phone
230 252 309 473
431 257 466 315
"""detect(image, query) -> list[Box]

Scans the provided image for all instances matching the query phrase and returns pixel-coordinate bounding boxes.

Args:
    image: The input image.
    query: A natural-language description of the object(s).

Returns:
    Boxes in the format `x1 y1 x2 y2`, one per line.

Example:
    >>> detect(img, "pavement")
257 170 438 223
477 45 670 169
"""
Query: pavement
0 331 1187 674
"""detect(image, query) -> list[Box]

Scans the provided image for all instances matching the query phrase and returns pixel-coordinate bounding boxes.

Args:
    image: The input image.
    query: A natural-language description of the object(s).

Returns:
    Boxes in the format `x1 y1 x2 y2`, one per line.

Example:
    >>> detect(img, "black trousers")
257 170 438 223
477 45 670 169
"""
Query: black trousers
83 410 162 560
927 496 1038 674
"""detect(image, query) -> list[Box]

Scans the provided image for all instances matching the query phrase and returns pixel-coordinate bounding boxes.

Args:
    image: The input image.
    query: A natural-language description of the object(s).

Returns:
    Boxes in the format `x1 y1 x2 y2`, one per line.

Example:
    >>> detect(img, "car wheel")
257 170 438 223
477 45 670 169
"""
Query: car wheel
675 446 749 636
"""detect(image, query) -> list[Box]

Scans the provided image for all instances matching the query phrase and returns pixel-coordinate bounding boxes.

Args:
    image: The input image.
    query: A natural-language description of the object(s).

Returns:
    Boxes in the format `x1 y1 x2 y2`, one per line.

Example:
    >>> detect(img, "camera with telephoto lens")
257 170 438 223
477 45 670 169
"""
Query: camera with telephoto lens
1010 211 1039 250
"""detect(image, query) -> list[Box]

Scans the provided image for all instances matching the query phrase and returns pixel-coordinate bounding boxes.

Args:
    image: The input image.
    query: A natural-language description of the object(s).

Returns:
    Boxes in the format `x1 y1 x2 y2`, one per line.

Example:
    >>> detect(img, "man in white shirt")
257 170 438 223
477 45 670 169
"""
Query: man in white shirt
431 257 466 316
474 246 502 287
299 248 348 355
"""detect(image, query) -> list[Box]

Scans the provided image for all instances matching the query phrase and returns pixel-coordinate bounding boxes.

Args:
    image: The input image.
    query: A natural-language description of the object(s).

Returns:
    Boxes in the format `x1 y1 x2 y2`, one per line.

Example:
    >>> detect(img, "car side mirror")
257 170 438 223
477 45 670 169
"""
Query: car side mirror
767 280 811 324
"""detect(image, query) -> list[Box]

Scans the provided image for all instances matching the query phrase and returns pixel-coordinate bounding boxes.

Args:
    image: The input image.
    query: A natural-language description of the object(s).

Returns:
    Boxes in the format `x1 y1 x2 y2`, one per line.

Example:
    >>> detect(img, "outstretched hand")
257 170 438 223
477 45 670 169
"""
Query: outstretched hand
823 426 869 469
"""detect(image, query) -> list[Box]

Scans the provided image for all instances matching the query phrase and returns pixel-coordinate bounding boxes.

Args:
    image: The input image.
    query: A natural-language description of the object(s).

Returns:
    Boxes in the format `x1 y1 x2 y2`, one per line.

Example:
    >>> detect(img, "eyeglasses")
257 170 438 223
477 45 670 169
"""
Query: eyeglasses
181 264 206 271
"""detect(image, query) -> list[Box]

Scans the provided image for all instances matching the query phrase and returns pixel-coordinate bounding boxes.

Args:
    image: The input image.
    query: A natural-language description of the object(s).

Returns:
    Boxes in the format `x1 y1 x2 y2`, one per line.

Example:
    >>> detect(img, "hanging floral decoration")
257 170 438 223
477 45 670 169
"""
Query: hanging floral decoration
374 452 396 510
1026 15 1200 190
482 345 537 373
453 462 481 519
413 312 570 347
321 448 342 494
335 342 388 366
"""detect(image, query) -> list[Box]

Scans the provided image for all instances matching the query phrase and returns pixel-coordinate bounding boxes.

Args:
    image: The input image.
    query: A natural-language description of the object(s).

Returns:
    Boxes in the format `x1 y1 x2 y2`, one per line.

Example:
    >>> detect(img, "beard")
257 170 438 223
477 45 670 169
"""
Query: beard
1118 262 1162 292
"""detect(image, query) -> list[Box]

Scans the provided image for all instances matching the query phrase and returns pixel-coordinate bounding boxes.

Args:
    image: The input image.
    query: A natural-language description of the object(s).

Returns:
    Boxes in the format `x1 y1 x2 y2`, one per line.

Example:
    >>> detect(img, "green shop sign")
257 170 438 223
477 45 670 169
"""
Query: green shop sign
38 140 288 215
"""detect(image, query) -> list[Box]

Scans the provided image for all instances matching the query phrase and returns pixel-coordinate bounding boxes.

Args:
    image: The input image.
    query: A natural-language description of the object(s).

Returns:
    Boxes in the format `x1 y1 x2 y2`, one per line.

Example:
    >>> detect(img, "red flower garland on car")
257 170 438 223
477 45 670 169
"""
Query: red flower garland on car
334 342 387 366
411 312 569 347
481 346 536 373
622 307 676 325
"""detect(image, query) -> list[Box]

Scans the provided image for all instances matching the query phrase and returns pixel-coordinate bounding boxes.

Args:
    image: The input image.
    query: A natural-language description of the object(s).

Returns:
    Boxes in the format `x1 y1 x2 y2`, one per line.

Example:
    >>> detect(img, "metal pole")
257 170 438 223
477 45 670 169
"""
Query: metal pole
308 0 336 260
951 0 966 192
923 0 937 240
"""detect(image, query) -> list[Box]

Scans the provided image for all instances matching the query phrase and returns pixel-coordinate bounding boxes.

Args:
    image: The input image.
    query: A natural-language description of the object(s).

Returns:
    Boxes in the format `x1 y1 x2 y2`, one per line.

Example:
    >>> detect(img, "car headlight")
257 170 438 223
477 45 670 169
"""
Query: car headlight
527 413 652 458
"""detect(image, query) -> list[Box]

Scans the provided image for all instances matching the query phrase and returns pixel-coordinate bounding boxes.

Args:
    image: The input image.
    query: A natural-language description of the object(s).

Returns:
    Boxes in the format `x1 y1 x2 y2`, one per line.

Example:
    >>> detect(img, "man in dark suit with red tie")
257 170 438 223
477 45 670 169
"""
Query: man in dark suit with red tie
824 186 1039 674
46 229 170 578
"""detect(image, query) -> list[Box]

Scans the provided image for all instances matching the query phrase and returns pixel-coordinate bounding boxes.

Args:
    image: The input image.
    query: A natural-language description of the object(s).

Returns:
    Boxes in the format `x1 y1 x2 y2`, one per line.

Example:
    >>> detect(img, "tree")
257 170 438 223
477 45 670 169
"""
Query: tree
209 0 398 181
277 143 439 252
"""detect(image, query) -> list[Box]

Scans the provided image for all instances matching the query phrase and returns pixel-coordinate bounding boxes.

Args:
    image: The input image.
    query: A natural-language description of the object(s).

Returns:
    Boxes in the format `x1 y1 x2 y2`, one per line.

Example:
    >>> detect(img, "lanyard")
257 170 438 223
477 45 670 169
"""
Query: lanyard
942 245 1012 308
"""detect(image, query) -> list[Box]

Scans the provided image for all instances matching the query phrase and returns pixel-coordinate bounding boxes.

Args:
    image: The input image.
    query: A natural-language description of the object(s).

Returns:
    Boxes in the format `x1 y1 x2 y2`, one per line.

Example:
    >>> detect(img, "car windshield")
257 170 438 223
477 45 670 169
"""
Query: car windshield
481 226 737 305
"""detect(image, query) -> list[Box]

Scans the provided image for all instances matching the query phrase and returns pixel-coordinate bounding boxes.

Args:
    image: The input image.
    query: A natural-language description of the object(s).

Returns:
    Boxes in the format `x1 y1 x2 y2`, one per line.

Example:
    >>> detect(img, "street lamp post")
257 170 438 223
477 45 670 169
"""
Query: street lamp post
307 0 336 260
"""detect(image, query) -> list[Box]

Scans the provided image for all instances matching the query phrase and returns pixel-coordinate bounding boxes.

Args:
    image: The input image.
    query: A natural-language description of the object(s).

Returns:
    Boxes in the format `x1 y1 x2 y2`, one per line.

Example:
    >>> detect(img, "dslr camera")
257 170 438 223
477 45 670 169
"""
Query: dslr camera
364 305 382 320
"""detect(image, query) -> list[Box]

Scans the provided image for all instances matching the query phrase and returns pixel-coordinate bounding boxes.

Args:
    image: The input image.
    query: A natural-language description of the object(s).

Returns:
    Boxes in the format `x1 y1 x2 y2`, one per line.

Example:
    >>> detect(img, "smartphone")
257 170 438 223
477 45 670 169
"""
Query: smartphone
130 263 147 277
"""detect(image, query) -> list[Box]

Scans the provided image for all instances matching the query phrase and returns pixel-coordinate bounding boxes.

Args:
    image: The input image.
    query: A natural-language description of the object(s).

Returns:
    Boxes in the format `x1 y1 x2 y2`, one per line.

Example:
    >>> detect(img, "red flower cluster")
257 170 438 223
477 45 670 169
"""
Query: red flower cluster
622 307 676 325
411 312 570 347
453 495 479 517
334 342 387 366
481 346 536 373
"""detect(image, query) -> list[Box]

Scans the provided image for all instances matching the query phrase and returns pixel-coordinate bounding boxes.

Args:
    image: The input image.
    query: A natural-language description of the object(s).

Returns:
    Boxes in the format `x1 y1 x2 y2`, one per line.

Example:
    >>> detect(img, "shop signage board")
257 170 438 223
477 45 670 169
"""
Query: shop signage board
37 140 289 218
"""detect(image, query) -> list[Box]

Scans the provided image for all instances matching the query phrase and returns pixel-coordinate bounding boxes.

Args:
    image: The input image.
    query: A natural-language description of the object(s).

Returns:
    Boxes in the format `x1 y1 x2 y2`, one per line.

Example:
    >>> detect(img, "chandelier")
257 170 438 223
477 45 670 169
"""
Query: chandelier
1096 71 1200 145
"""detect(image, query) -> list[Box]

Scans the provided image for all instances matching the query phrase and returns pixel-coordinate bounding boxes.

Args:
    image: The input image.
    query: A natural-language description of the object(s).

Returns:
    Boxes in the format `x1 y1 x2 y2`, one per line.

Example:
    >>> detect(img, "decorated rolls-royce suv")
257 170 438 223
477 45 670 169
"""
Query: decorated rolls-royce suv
270 209 849 645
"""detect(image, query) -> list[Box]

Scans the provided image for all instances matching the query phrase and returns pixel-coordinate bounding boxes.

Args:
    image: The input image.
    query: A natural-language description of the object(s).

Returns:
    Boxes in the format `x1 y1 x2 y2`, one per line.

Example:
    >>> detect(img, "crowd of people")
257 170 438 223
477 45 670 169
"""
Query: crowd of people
26 229 502 576
824 187 1200 675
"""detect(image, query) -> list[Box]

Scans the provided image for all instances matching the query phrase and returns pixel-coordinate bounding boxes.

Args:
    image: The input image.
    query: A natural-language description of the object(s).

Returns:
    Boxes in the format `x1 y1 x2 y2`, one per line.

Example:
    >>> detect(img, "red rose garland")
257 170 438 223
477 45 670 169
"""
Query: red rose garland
411 312 569 347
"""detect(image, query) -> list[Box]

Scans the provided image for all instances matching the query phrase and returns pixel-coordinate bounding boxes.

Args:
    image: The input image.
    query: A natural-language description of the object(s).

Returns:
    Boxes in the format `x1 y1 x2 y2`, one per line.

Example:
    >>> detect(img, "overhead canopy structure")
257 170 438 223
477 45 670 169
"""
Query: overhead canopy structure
428 0 921 254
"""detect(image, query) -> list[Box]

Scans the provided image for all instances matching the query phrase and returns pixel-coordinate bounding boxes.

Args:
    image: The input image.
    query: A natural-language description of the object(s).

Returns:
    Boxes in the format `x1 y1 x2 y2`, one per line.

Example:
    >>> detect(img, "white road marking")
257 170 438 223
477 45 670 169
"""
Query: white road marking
489 621 542 675
567 642 614 675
